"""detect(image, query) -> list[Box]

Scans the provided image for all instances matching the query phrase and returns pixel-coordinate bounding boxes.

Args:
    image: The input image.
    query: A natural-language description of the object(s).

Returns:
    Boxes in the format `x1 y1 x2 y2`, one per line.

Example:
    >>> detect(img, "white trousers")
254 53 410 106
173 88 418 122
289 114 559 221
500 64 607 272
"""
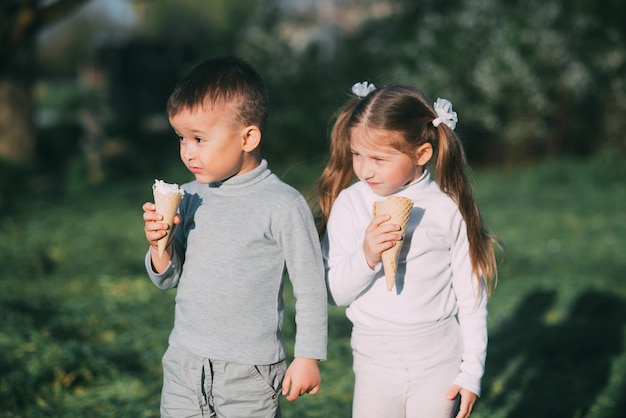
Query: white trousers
350 317 462 418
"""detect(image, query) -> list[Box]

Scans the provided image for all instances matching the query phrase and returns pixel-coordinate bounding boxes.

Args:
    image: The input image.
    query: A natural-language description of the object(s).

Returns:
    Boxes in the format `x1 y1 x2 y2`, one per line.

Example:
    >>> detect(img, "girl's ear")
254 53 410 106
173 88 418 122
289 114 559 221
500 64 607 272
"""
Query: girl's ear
416 142 433 166
241 126 261 152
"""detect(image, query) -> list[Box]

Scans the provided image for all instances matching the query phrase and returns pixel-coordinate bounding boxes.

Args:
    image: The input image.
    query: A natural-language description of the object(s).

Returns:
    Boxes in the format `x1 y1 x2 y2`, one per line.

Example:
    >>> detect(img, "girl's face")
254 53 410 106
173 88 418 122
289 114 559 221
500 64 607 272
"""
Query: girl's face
170 104 259 184
350 125 424 196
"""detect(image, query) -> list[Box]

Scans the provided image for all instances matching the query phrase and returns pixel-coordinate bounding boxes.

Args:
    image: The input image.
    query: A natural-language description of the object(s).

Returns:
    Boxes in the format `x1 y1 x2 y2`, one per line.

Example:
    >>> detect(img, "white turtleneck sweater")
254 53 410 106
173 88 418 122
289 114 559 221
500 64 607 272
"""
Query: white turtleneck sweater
322 169 487 395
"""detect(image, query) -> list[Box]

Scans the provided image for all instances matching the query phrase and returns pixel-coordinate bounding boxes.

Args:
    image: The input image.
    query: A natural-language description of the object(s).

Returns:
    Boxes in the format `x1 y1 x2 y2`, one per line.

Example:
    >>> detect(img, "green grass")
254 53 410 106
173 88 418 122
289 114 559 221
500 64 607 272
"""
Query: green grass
1 154 625 417
472 155 626 418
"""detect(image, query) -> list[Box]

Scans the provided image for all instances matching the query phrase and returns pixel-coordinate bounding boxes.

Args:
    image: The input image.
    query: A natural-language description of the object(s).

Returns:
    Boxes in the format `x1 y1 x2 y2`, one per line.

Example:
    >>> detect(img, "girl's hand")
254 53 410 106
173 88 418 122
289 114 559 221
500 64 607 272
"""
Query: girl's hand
446 385 477 418
362 214 402 269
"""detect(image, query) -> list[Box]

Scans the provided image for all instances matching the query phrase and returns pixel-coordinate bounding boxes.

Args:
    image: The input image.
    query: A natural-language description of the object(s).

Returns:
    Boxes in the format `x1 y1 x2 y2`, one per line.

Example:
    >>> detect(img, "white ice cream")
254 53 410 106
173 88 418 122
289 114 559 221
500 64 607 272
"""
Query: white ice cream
153 179 184 196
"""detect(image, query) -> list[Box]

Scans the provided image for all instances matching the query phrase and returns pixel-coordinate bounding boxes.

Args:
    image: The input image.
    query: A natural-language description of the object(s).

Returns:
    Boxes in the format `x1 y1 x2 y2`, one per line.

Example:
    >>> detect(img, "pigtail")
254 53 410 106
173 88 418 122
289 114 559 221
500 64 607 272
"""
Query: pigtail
435 126 500 296
317 99 360 236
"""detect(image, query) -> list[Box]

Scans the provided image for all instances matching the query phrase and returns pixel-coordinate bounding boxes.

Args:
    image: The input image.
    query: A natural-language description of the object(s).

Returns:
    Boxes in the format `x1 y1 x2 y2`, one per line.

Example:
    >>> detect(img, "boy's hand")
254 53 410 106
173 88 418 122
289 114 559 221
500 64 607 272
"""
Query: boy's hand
281 358 321 401
142 202 181 247
142 202 181 272
446 384 477 418
363 214 402 269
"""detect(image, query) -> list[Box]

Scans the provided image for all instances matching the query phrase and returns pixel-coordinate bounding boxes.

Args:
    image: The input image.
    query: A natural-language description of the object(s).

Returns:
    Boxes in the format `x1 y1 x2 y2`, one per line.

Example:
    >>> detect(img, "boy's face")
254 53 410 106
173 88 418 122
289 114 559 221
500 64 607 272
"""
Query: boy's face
170 104 259 184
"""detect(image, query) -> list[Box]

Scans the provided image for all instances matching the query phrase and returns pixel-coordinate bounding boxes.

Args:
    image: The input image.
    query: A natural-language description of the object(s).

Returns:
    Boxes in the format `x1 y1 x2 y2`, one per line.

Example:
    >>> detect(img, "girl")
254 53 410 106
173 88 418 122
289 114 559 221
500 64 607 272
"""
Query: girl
318 82 499 418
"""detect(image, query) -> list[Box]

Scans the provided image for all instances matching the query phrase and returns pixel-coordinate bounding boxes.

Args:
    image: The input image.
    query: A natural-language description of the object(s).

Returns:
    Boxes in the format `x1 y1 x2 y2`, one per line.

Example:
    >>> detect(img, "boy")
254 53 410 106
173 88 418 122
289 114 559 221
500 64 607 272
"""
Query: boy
142 56 327 418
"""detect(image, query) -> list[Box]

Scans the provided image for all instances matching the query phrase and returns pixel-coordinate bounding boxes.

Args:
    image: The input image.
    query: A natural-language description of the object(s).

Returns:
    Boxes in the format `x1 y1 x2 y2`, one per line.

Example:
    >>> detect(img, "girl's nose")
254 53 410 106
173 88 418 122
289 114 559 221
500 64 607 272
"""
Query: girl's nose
360 162 374 179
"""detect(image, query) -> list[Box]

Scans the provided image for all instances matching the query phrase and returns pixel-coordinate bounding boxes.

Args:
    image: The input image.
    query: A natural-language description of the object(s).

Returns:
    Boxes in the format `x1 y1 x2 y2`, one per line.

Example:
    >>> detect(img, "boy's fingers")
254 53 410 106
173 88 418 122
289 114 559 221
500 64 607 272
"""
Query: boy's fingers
291 386 307 401
142 202 157 211
145 220 167 231
281 375 291 396
143 211 163 222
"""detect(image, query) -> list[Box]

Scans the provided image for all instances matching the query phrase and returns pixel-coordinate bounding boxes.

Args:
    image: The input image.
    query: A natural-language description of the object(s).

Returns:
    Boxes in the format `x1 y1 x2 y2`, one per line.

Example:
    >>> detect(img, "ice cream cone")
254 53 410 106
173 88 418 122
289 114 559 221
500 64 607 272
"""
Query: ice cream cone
373 196 413 290
152 180 184 258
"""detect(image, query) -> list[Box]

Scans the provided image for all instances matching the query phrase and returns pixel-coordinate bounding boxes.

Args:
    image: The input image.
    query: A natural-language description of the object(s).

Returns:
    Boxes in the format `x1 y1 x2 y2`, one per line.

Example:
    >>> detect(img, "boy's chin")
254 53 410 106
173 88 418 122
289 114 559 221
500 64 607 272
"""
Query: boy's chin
189 173 212 184
192 173 228 184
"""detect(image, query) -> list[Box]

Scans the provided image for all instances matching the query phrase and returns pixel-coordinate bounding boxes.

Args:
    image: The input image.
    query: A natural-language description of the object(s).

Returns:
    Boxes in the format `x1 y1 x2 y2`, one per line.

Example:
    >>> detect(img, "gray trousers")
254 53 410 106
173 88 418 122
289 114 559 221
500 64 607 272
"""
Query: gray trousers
160 345 286 418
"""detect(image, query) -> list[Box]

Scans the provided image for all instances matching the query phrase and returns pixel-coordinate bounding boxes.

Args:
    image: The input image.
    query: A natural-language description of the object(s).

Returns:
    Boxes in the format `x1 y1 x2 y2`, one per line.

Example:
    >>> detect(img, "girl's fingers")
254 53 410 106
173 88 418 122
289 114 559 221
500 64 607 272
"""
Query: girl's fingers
369 215 392 229
371 215 401 232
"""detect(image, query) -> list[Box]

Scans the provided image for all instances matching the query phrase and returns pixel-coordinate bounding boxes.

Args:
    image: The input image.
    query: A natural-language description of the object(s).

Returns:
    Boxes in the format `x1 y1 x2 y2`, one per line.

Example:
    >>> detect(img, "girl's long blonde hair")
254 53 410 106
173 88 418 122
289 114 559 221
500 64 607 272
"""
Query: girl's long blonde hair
317 84 500 295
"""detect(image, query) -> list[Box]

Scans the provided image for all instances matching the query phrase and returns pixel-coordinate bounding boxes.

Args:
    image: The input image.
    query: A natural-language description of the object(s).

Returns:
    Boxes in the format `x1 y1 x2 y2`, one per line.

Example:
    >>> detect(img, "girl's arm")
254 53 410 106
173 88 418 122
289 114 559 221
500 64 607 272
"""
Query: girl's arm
323 195 393 306
450 211 488 397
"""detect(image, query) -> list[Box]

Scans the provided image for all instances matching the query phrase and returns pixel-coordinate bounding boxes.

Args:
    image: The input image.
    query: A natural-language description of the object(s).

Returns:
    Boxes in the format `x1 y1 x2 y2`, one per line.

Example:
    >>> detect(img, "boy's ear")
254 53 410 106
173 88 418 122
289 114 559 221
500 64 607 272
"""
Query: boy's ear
416 143 433 166
241 126 261 152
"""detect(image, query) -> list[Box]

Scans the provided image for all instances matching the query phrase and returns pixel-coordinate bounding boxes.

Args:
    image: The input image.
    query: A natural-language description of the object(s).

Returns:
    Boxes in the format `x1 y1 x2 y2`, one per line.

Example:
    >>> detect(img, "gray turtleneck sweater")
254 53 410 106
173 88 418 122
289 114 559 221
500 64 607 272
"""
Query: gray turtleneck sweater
145 160 327 365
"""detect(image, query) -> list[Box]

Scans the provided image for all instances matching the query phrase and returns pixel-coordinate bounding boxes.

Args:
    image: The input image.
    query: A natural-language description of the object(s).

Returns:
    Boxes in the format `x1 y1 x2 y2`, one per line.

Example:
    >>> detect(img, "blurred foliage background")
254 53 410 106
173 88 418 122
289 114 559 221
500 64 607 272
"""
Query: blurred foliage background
1 1 625 417
1 0 624 198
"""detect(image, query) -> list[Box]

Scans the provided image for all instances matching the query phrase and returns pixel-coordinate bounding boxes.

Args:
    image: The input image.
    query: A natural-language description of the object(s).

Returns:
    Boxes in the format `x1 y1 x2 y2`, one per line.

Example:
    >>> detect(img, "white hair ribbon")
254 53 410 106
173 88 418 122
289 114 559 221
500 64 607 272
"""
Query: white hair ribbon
351 81 376 98
432 98 458 130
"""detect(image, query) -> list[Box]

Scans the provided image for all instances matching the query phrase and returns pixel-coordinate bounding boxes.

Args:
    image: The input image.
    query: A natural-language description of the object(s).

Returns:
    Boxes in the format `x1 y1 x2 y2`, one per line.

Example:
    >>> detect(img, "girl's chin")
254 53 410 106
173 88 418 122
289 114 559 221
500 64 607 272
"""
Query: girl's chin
369 188 395 197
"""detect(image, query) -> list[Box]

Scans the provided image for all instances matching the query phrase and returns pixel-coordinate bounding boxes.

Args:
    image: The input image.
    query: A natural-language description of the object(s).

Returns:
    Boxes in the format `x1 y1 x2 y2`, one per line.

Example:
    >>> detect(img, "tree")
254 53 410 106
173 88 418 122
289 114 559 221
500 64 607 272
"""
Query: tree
333 0 626 164
0 0 89 164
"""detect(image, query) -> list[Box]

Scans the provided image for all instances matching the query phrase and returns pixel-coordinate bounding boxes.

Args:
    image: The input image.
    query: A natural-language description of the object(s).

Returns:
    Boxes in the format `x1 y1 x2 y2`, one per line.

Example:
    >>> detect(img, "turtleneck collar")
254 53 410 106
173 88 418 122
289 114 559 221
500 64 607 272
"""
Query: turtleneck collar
208 159 272 195
395 167 431 195
366 167 432 200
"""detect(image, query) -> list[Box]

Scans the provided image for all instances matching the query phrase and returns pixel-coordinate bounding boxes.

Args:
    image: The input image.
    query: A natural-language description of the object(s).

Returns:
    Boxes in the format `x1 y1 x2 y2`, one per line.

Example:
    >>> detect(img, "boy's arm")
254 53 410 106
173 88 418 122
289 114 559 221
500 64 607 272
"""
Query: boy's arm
143 201 179 272
143 201 183 289
281 357 321 401
281 195 328 361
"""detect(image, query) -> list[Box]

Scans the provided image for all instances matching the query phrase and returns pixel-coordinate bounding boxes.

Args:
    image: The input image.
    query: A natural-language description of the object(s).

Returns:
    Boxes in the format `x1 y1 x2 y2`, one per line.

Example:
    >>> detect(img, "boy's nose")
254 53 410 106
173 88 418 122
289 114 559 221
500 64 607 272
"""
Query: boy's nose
182 148 195 162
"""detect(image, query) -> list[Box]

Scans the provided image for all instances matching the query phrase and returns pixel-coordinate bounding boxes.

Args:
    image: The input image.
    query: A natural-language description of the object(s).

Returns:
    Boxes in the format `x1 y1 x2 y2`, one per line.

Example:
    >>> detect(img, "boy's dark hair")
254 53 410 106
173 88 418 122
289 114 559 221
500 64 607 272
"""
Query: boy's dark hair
167 55 269 133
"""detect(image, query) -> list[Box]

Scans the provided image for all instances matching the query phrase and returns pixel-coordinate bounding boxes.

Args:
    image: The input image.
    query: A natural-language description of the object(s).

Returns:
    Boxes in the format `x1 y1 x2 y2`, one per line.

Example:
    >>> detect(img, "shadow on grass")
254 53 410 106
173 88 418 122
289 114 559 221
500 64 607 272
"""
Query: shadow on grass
482 288 626 418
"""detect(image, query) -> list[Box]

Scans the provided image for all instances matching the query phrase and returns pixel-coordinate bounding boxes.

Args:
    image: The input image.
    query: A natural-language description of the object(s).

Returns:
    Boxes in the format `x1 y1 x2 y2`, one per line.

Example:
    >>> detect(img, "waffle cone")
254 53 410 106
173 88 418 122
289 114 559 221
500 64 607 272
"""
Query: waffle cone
153 184 183 259
373 196 413 290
